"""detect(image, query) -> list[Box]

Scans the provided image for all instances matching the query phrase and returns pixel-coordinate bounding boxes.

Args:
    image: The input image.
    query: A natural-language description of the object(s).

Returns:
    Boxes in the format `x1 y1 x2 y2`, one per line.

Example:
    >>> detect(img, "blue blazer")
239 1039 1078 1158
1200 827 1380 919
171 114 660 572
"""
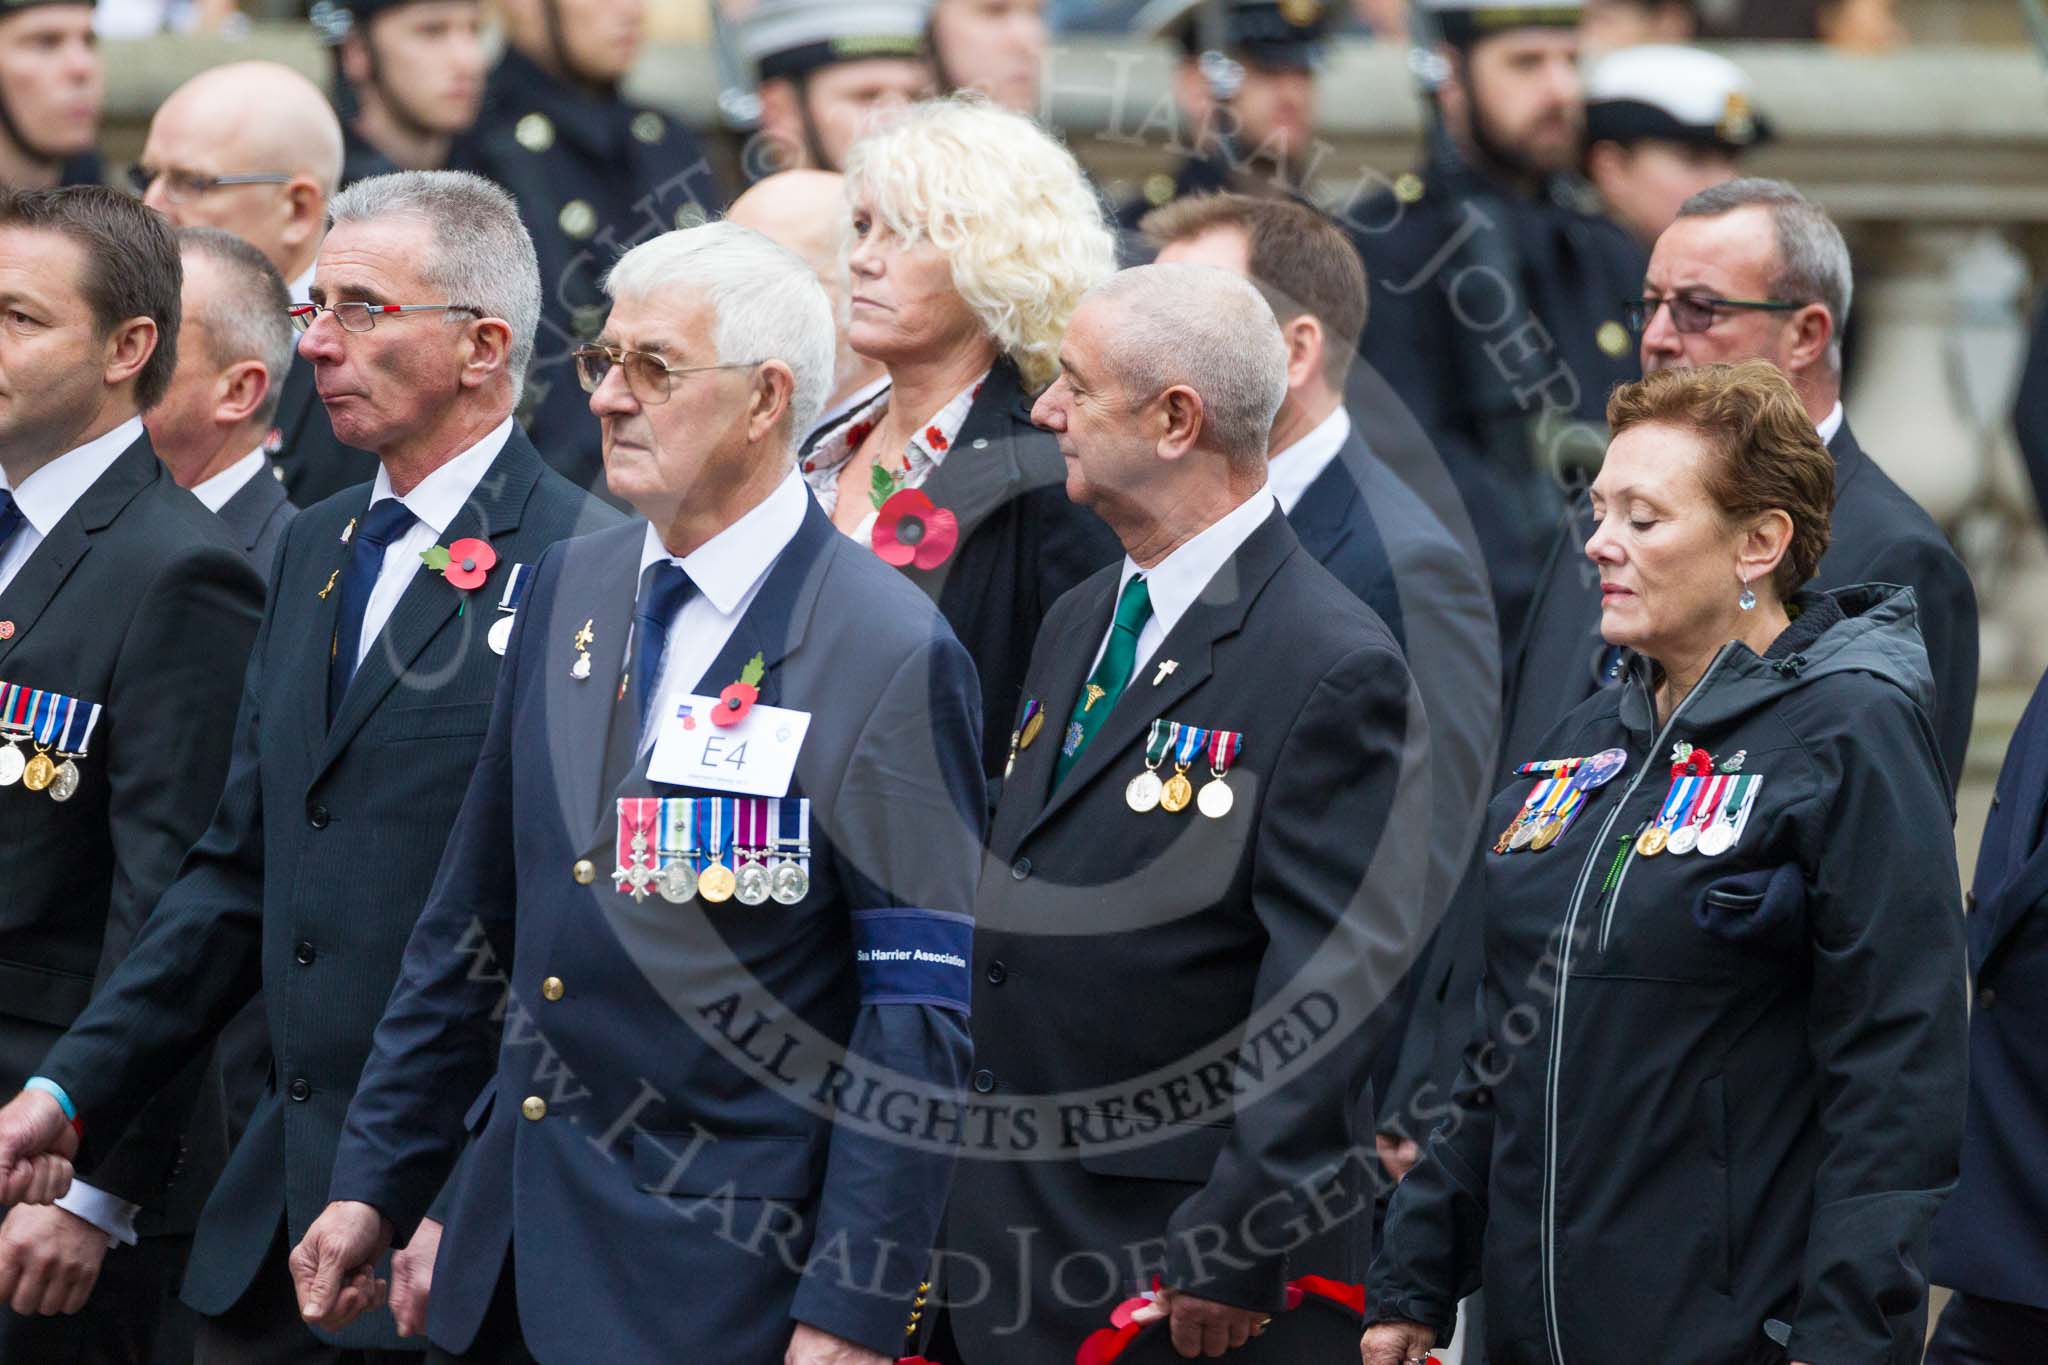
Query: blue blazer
328 500 985 1362
1929 666 2048 1311
40 427 619 1351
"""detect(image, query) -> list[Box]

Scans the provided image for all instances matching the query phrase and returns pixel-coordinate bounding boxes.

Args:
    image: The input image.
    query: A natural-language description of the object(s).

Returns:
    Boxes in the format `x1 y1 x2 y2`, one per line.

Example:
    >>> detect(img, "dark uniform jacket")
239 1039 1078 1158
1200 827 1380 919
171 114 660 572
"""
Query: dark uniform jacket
1928 662 2048 1312
945 507 1432 1362
2015 294 2048 532
327 502 984 1363
215 461 296 574
1368 585 1967 1365
1344 144 1645 641
0 433 263 1231
339 123 400 190
457 49 727 493
1503 418 1979 791
271 356 380 507
38 429 618 1352
846 358 1122 780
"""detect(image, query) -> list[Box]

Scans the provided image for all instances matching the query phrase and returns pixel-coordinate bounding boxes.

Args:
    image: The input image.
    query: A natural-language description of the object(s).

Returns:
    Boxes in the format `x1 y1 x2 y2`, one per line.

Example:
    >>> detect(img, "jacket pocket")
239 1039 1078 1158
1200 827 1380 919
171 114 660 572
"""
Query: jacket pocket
1693 864 1806 946
1074 1118 1232 1183
1701 1074 1732 1296
462 1083 496 1134
632 1131 816 1200
374 700 493 743
0 958 93 1028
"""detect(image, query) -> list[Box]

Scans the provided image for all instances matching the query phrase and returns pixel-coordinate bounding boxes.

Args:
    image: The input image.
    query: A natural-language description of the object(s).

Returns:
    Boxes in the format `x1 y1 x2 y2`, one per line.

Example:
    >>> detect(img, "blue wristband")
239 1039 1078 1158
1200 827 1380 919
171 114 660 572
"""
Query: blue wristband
24 1076 76 1122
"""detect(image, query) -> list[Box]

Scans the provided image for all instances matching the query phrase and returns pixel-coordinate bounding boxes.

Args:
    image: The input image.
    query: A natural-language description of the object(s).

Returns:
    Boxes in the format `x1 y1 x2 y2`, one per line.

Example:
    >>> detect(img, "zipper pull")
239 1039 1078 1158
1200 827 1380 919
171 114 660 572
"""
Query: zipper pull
1597 821 1647 896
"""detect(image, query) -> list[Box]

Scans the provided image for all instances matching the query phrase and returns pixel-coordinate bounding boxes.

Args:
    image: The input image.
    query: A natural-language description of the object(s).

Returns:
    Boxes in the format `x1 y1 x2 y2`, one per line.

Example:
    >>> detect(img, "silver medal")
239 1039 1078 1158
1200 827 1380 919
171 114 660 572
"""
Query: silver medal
0 742 22 787
1666 823 1701 856
735 860 772 906
488 614 516 655
48 759 78 803
1696 821 1735 857
1125 769 1163 813
769 859 809 904
657 860 698 904
1196 777 1234 819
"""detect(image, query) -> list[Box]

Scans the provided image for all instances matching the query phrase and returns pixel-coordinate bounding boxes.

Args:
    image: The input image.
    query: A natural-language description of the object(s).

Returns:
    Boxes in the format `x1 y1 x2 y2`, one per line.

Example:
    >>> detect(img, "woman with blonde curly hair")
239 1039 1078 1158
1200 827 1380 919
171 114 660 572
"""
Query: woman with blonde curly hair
809 94 1122 779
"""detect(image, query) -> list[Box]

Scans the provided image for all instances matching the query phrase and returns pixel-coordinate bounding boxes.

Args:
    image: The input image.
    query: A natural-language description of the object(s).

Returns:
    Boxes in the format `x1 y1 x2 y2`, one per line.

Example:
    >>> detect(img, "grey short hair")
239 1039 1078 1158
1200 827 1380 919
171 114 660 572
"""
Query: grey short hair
604 221 836 443
1086 263 1288 469
1677 177 1853 369
326 171 541 391
176 227 294 427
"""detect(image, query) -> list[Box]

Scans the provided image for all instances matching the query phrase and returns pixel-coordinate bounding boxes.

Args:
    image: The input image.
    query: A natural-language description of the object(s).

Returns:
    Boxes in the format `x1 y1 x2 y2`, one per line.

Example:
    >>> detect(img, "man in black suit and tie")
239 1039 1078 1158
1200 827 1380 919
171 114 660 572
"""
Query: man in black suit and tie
285 220 983 1365
0 169 618 1364
149 227 299 577
0 187 264 1364
136 61 380 506
938 263 1431 1362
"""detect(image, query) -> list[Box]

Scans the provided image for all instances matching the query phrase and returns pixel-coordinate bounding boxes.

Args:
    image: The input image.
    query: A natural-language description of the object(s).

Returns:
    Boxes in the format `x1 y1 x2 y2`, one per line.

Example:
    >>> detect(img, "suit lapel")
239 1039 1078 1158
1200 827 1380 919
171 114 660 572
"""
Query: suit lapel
1826 418 1869 497
1020 508 1297 842
999 577 1112 839
0 437 158 673
1284 437 1364 565
313 433 542 778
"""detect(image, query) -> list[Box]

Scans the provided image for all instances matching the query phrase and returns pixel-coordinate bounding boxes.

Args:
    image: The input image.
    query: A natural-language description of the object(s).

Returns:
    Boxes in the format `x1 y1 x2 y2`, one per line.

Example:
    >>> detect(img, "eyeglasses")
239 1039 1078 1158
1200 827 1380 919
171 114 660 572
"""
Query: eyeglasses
289 303 482 334
126 165 294 206
571 345 758 405
1623 293 1809 335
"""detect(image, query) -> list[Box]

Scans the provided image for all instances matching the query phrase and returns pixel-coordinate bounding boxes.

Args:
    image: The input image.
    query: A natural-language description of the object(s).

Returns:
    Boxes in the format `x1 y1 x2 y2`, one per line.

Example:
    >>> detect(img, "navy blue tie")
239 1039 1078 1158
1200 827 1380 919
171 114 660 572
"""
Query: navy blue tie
630 560 697 740
328 499 419 722
0 490 26 562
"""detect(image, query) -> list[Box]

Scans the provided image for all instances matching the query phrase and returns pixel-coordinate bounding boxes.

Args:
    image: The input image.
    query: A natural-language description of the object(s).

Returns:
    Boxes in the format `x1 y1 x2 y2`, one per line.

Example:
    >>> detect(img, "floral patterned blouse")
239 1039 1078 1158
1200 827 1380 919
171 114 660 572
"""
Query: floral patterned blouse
799 370 990 547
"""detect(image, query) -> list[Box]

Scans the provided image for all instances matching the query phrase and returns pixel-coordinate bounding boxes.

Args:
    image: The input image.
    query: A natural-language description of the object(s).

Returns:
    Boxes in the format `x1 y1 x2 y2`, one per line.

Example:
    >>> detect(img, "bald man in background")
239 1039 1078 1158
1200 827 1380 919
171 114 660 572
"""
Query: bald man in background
136 62 377 505
725 168 888 451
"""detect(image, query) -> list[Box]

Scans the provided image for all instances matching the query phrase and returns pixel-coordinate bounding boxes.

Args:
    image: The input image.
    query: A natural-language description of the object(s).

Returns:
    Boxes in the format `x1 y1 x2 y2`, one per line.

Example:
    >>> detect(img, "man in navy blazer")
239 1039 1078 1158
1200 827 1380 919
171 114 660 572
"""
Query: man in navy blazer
0 171 619 1364
287 222 984 1365
1926 664 2048 1358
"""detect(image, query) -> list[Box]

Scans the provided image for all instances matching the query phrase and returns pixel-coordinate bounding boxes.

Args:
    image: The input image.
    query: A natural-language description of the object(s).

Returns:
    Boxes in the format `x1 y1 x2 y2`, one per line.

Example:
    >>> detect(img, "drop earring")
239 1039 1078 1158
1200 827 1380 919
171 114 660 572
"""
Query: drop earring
1738 575 1757 612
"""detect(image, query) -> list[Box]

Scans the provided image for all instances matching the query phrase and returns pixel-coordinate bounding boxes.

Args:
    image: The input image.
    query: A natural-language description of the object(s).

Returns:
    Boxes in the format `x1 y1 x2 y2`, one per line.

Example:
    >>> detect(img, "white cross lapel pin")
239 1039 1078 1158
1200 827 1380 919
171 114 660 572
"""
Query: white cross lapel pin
1152 659 1179 687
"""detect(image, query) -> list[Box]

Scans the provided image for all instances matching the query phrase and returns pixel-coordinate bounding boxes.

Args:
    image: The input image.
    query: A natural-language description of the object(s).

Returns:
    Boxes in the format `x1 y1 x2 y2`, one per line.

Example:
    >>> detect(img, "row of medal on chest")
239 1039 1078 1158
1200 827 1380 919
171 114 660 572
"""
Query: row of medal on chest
1496 743 1760 858
613 796 812 907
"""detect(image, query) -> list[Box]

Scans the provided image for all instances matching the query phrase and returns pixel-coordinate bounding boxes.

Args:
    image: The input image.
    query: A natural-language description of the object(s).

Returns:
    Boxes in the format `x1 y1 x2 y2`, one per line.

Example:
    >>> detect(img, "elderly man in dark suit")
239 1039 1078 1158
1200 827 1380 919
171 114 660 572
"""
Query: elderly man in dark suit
0 169 618 1365
0 187 264 1365
283 220 983 1365
936 262 1431 1362
1925 662 2048 1361
149 227 298 576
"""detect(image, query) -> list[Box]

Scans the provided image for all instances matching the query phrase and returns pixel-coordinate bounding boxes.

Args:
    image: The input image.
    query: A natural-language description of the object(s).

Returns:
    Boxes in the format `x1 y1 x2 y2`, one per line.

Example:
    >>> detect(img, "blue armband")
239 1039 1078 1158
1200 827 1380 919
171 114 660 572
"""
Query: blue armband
849 908 974 1014
24 1076 77 1122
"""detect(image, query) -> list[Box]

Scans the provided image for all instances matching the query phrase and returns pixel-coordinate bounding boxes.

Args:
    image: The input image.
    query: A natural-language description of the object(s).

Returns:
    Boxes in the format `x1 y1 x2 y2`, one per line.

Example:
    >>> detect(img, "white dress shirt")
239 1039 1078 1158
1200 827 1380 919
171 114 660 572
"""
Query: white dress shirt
635 471 810 752
354 419 512 669
1816 400 1845 448
0 417 145 597
1265 406 1351 516
288 263 315 307
1088 486 1278 680
190 447 268 514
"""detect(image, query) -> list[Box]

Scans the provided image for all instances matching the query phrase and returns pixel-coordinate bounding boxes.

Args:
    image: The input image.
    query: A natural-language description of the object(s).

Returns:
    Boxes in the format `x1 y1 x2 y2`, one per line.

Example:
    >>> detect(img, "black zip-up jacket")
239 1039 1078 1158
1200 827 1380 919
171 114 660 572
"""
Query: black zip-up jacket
1367 584 1967 1365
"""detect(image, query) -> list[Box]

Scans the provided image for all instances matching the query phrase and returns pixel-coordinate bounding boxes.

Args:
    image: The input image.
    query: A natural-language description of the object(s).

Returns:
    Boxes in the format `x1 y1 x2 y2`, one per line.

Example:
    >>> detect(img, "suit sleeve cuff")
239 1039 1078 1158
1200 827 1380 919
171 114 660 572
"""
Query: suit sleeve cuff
52 1179 139 1248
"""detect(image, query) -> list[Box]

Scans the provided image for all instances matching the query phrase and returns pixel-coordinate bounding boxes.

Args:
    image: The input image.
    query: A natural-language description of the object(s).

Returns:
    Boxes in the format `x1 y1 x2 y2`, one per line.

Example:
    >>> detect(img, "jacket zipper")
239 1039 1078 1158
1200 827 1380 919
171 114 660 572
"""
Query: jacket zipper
1595 821 1647 955
1539 646 1730 1365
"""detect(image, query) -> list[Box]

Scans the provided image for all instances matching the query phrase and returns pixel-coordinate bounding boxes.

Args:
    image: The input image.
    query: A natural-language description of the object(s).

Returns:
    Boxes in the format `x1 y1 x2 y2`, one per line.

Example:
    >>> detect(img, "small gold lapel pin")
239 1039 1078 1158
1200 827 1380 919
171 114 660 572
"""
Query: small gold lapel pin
317 569 340 601
571 618 594 680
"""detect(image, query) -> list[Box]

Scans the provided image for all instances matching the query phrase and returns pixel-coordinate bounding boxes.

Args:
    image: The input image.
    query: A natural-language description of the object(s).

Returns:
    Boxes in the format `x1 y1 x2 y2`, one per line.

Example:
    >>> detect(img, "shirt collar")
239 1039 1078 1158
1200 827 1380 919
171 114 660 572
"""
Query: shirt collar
800 369 990 489
1266 406 1350 515
638 470 809 616
288 264 315 307
190 447 269 513
807 374 891 449
1116 486 1278 640
366 417 514 538
1816 401 1845 447
3 416 144 536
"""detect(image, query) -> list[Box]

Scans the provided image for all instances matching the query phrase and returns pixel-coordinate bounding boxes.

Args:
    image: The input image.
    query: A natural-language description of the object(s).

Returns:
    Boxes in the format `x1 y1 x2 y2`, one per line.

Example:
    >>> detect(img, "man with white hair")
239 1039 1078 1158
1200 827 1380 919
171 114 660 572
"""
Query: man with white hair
286 221 984 1365
938 263 1429 1362
136 61 379 506
0 170 618 1364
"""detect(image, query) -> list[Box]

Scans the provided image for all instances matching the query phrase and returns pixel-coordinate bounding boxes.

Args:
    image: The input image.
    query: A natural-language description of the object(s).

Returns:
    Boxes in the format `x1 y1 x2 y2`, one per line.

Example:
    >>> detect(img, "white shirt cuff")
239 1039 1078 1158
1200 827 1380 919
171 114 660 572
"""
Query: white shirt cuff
52 1179 140 1248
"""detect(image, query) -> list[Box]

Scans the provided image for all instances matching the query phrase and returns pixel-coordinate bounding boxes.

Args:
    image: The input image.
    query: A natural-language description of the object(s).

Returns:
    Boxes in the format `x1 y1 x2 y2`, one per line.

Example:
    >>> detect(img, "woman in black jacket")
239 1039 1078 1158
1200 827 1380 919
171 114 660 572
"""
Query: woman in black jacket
804 95 1122 779
1362 360 1967 1365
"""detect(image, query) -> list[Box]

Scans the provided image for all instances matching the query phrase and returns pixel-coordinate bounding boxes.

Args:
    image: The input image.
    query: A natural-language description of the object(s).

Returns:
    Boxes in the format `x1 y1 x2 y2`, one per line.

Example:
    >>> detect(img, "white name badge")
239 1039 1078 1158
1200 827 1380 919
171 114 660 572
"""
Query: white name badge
647 694 811 797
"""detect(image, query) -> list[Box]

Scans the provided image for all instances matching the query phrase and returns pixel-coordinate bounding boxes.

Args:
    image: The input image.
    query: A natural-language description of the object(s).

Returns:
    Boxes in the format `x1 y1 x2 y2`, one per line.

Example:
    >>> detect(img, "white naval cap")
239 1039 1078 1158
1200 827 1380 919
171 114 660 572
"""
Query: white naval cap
741 0 932 82
1586 44 1772 151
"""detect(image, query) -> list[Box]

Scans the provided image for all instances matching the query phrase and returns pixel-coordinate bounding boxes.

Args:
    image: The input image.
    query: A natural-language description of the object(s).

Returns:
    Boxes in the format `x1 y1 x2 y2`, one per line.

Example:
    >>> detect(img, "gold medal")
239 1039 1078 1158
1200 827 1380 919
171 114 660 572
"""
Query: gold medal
1160 768 1194 813
1635 825 1668 857
1528 817 1563 851
1019 710 1044 749
22 750 55 791
697 863 737 902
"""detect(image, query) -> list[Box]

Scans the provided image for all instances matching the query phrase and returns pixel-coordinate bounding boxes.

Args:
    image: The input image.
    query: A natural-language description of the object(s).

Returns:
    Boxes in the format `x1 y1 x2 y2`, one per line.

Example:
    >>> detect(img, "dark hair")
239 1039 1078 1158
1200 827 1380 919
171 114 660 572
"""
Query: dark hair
177 227 295 427
0 186 181 409
1140 192 1367 388
1606 359 1834 600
